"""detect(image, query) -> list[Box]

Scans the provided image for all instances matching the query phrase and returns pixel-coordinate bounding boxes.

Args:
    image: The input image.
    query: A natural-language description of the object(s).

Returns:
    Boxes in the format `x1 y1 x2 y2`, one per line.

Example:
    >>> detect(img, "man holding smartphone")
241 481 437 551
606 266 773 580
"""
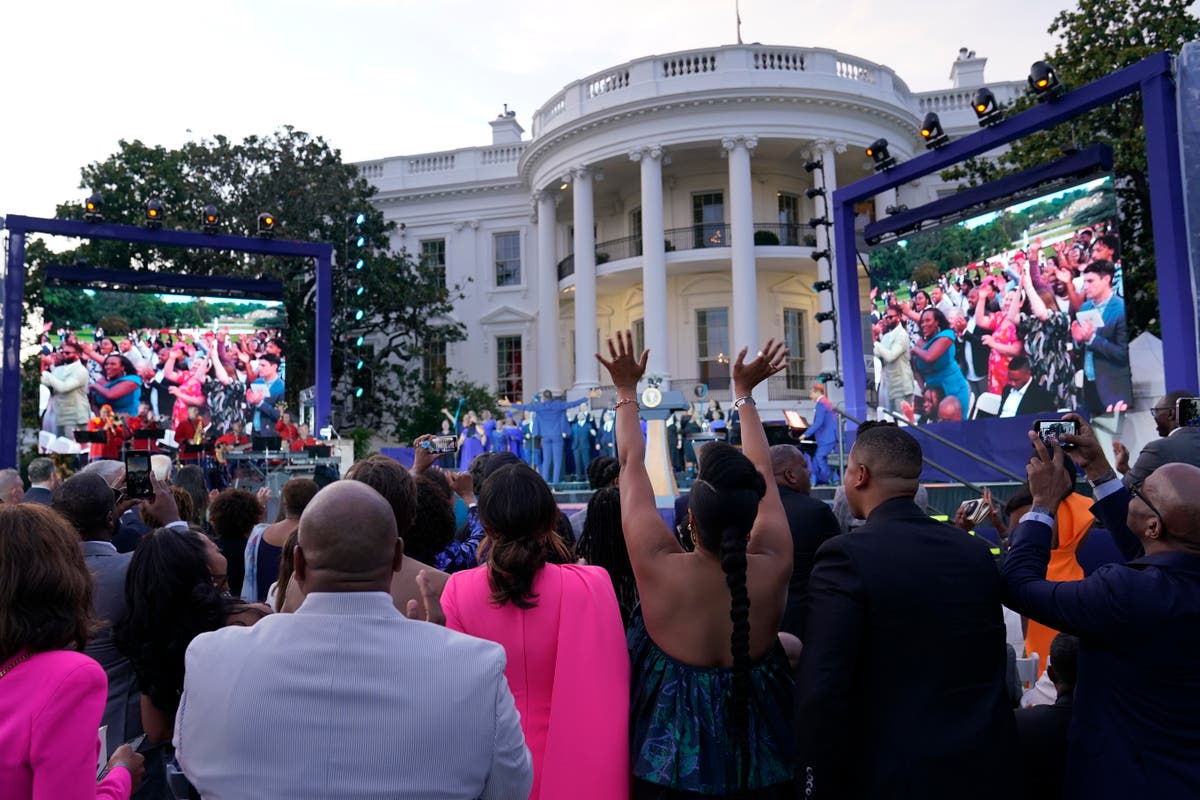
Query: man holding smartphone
1116 391 1200 488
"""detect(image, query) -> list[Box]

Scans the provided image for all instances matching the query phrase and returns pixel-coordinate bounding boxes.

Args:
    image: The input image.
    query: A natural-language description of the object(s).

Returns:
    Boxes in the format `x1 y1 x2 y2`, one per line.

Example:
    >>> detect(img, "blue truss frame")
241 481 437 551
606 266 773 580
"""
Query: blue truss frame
1 215 333 468
832 51 1195 424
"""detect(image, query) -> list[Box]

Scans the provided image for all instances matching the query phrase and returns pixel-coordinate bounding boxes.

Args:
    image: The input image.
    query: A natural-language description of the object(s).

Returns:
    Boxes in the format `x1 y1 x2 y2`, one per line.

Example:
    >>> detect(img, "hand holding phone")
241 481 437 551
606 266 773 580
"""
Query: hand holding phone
1177 397 1200 428
1033 419 1078 449
124 453 153 500
419 435 458 455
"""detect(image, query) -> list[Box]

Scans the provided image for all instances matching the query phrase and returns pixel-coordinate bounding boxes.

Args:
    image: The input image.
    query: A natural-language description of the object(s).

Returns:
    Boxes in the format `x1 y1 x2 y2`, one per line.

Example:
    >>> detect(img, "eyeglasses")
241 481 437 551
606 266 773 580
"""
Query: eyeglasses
1150 407 1173 415
1128 480 1167 530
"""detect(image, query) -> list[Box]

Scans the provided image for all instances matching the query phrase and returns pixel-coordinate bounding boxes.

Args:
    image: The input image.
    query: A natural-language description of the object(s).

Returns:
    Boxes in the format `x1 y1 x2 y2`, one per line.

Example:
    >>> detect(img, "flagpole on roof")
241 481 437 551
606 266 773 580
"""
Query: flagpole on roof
736 0 743 44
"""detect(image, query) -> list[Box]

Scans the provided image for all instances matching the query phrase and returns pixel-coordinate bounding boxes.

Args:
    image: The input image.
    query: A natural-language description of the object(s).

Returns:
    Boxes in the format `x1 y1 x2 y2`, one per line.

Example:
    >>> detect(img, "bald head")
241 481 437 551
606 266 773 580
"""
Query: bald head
1141 463 1200 551
937 396 963 422
770 444 811 494
295 481 403 593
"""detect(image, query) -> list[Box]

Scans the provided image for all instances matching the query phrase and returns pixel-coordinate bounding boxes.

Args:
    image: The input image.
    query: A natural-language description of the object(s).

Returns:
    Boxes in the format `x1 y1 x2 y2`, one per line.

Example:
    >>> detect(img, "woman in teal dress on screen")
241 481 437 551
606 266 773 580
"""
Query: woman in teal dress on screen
910 308 969 421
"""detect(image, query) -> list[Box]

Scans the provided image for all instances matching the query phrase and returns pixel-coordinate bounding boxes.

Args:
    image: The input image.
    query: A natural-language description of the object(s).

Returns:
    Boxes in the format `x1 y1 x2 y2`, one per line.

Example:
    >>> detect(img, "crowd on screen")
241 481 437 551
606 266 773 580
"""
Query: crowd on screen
4 328 1200 800
870 224 1131 423
37 325 291 461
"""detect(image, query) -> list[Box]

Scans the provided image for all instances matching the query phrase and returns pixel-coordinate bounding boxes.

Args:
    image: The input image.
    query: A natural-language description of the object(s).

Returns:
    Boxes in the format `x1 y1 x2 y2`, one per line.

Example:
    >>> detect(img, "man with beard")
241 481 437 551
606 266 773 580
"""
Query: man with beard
873 304 915 415
1115 390 1200 487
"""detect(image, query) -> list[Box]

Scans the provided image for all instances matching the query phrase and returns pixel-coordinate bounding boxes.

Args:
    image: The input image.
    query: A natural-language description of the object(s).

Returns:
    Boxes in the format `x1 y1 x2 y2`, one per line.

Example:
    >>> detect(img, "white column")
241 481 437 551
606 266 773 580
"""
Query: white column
874 187 897 225
571 166 599 393
630 146 669 385
534 190 561 394
723 135 761 399
814 140 844 377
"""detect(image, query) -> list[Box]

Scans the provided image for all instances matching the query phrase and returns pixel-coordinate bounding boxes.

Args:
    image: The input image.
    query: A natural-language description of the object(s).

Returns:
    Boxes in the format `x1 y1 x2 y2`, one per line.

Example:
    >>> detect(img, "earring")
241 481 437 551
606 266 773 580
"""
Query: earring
687 520 698 547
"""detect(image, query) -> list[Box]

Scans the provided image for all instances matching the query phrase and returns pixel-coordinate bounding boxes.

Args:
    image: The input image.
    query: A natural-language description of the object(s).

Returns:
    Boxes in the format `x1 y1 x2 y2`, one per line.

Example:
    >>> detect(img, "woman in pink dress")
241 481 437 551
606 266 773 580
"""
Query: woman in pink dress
974 281 1024 394
0 504 144 800
440 464 630 800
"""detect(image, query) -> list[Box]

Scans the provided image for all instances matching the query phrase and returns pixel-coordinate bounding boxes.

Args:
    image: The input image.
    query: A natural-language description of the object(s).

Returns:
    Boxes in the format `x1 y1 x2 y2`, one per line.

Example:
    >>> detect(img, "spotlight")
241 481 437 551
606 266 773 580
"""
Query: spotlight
813 280 833 292
816 371 841 386
355 336 365 347
805 187 826 200
919 112 949 149
355 236 365 248
355 258 364 270
803 159 823 173
973 88 1003 126
815 310 836 323
257 212 276 238
355 387 364 398
354 309 364 321
885 204 909 216
865 138 895 172
1028 61 1066 101
355 286 365 296
356 359 364 371
354 212 366 225
201 204 220 234
144 199 165 230
808 217 832 228
811 249 830 261
816 341 838 353
83 193 104 222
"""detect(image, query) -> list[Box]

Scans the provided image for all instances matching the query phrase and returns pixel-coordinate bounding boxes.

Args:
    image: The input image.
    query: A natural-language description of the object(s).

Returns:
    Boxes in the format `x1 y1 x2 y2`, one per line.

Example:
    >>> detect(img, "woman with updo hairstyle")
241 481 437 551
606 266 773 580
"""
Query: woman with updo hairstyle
440 463 630 800
0 503 145 798
577 486 638 627
598 331 795 799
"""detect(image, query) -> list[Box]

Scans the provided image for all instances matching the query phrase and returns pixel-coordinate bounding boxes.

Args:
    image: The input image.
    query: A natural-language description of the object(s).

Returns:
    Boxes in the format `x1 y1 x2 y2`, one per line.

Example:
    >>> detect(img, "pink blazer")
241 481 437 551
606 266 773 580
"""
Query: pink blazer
0 650 132 800
443 563 630 800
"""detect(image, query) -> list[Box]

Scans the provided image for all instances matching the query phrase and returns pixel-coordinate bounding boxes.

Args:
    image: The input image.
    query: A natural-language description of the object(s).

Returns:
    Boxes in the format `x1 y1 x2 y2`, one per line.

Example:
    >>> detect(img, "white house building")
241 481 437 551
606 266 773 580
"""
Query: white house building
360 44 1023 410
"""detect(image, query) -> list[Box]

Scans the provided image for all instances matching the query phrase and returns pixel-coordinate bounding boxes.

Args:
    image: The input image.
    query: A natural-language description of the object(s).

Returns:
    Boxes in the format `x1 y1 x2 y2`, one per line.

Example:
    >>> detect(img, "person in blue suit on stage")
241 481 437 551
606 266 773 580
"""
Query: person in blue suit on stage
501 391 573 485
570 405 597 480
804 382 839 485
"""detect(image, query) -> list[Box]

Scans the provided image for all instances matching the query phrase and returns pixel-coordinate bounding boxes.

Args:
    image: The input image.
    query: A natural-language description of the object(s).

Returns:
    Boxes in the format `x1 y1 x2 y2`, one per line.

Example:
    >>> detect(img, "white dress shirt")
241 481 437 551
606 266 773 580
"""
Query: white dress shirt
175 591 532 800
1000 377 1032 418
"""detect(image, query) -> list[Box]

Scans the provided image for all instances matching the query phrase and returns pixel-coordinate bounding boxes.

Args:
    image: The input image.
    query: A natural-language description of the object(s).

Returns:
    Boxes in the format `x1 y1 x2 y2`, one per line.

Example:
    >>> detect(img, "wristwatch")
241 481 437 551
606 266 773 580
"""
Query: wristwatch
1087 469 1119 488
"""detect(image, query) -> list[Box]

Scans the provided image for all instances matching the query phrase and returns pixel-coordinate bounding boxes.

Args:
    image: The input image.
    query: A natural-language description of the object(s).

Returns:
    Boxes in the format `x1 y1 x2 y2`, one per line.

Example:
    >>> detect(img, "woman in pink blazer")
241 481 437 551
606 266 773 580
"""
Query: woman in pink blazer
0 504 144 800
441 463 630 800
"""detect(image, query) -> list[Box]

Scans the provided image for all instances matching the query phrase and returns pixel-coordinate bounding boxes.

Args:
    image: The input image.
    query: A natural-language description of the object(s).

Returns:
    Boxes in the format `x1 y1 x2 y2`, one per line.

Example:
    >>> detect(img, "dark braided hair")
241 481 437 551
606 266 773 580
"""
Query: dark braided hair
578 487 637 625
688 442 766 776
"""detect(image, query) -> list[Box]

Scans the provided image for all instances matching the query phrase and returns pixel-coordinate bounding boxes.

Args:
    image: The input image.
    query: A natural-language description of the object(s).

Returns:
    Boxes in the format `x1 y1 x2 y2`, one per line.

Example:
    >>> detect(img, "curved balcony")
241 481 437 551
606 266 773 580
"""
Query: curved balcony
557 223 817 279
530 45 916 140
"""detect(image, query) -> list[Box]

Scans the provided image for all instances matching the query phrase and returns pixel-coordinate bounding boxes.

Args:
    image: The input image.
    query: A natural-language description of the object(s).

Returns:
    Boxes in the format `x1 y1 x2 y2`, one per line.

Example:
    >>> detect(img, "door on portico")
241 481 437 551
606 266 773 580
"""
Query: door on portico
692 193 726 248
696 307 731 392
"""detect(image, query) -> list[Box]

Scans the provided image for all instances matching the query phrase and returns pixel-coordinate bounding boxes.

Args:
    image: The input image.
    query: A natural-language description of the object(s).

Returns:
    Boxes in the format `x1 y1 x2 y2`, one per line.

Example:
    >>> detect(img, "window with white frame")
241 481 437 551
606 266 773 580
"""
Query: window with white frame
784 308 807 389
420 239 446 286
494 232 521 286
496 335 523 400
696 307 730 390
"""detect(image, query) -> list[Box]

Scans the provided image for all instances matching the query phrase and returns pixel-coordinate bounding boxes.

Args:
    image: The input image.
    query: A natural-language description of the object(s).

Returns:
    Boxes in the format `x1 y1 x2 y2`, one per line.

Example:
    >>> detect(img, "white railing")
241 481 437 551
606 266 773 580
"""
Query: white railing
530 45 917 137
588 69 630 98
480 143 527 165
407 153 456 174
917 82 1025 114
357 162 384 179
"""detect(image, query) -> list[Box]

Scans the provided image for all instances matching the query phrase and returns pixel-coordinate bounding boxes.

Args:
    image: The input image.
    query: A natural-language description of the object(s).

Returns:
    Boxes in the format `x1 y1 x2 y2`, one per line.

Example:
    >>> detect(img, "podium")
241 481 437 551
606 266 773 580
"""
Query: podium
639 387 690 509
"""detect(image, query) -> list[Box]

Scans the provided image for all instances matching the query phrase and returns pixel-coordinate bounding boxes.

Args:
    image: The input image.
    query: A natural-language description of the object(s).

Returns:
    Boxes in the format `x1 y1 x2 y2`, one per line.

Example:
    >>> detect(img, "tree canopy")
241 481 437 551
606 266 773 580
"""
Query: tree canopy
23 127 478 437
941 0 1200 336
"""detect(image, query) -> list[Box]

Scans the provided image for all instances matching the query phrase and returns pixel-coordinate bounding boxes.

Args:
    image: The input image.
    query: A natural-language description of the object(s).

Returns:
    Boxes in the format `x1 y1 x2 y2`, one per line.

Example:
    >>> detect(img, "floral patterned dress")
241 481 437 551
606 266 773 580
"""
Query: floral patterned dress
985 312 1020 395
1017 310 1075 410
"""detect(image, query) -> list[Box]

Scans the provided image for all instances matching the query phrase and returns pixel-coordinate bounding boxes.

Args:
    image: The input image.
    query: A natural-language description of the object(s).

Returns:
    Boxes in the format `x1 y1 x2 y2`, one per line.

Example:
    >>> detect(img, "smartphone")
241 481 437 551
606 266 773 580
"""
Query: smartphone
420 435 458 455
958 499 991 527
124 453 153 500
1033 419 1078 448
1177 397 1200 428
97 734 148 780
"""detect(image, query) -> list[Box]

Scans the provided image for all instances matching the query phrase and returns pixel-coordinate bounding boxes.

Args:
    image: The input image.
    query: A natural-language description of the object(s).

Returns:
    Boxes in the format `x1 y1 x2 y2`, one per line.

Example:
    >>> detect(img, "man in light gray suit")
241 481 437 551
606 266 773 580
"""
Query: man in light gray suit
873 304 915 414
175 480 533 800
1118 389 1200 487
52 472 146 745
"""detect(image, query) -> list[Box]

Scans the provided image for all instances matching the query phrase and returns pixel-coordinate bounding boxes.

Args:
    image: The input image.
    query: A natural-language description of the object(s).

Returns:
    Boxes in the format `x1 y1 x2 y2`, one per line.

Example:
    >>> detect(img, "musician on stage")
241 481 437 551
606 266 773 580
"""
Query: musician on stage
215 420 250 451
87 405 127 461
275 411 300 446
288 423 318 453
175 405 206 465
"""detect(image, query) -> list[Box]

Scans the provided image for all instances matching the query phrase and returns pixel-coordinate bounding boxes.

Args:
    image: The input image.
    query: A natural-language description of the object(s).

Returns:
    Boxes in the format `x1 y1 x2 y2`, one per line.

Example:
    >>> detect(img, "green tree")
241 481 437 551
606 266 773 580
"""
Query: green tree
942 0 1200 336
23 127 466 436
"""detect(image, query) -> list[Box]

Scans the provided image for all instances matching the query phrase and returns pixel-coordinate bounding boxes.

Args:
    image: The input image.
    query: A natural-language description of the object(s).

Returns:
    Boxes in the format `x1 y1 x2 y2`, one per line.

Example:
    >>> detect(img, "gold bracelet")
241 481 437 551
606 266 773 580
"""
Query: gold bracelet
613 396 638 411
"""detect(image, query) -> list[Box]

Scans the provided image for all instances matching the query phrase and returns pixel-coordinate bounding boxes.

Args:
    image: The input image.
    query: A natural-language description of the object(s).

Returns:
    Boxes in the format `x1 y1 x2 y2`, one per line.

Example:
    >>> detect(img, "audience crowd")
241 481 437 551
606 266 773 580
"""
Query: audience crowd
2 329 1198 800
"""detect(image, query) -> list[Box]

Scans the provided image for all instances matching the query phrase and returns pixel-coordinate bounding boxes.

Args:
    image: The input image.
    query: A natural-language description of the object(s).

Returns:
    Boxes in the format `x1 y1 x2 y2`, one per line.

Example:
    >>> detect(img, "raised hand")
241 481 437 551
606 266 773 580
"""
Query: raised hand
410 434 439 475
732 339 788 396
404 570 446 625
1112 439 1130 475
1058 412 1112 480
595 330 648 392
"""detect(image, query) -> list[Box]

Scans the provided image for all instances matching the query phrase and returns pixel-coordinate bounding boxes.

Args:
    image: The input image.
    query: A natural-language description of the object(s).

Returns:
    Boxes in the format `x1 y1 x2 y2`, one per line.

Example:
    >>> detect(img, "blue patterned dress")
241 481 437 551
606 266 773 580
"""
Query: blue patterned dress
628 608 795 797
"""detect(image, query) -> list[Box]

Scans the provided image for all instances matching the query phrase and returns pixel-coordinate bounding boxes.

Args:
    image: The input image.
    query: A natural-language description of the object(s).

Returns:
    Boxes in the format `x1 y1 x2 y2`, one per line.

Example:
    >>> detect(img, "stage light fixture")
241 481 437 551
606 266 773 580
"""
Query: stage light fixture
354 258 364 270
866 138 895 172
805 187 825 200
811 249 831 262
83 193 104 222
816 371 840 385
803 159 823 173
812 279 833 293
201 204 220 234
355 387 364 398
356 359 364 371
144 199 165 230
815 310 836 323
919 112 949 149
257 212 276 238
355 286 365 296
355 212 366 225
816 341 838 353
973 88 1003 126
1028 61 1066 101
355 235 365 248
355 336 365 347
354 309 364 321
808 216 832 228
885 204 909 216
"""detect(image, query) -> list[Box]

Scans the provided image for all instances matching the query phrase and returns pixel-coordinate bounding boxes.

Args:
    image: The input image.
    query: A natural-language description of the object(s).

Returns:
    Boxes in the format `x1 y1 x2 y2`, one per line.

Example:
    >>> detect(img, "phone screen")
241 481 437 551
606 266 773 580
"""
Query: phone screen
1034 419 1078 448
1177 398 1200 428
124 454 153 500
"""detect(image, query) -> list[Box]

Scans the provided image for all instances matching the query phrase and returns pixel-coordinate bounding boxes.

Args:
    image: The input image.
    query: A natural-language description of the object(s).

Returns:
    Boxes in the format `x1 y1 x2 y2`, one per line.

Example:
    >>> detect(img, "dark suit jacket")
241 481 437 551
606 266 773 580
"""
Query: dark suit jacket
1124 426 1200 487
81 540 143 744
777 486 841 638
998 381 1057 417
22 486 53 505
1002 490 1200 798
961 324 991 381
1014 695 1074 800
1081 294 1131 407
796 498 1017 799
